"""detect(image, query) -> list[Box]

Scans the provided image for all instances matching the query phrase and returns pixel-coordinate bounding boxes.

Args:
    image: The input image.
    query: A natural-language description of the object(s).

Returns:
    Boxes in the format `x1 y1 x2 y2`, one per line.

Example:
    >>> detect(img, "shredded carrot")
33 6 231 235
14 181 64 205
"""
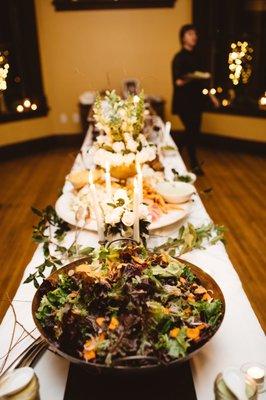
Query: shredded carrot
108 316 119 330
169 327 180 338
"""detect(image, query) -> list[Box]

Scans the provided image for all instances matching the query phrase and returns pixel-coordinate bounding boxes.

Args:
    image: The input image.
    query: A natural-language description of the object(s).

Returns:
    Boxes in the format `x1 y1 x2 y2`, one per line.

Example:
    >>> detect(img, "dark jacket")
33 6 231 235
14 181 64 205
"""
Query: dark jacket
172 48 206 114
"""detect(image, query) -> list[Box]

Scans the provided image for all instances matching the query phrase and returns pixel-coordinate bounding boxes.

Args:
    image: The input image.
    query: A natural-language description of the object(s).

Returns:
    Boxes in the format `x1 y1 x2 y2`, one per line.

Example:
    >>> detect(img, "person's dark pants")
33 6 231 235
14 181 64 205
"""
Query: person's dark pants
178 110 202 169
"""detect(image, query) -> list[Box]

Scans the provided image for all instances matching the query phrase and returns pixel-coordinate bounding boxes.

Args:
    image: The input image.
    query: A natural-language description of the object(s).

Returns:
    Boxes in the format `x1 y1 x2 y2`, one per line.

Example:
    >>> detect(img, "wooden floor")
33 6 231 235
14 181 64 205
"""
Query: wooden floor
0 144 265 331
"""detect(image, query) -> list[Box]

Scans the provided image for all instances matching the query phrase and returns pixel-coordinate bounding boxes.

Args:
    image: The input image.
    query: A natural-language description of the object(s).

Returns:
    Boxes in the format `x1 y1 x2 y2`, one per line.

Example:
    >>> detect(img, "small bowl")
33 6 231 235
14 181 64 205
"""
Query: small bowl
156 181 195 204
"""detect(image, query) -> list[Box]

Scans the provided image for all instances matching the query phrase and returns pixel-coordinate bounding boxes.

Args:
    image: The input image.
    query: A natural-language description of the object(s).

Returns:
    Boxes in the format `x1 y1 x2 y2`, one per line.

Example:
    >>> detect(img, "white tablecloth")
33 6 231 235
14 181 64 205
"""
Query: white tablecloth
1 130 265 400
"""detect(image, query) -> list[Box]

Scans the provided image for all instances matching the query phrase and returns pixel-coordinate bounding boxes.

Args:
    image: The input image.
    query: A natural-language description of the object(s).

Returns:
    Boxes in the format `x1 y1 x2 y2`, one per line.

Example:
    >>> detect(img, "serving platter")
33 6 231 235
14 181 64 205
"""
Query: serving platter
32 254 225 375
55 192 190 232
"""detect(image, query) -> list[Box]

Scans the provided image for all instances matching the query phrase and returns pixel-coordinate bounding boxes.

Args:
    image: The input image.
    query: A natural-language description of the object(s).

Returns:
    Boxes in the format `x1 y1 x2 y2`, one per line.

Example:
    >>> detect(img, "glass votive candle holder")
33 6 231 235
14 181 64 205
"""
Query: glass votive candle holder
214 372 258 399
0 368 40 400
241 362 266 394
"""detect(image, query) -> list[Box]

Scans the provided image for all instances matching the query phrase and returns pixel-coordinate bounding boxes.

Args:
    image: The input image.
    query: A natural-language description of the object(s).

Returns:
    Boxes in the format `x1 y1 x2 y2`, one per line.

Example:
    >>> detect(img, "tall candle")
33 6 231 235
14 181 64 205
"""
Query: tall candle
136 161 143 203
88 169 105 242
105 161 112 201
133 177 140 242
246 366 265 385
164 121 171 144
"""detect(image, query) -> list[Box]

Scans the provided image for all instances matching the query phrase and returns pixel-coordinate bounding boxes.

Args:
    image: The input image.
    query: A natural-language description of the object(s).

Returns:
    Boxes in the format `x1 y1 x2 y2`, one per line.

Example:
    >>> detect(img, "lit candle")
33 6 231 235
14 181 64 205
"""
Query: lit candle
133 177 140 242
164 121 171 144
105 161 112 201
136 161 143 203
246 366 265 385
88 169 105 242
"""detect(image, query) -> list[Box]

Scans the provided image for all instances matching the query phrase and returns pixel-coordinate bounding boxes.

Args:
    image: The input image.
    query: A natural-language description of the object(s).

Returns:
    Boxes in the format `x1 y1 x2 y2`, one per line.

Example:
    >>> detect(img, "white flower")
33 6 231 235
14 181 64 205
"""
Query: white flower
122 210 135 227
118 108 126 118
101 100 111 117
105 206 124 226
133 95 140 104
139 204 150 220
101 203 114 216
124 132 131 142
113 189 130 205
139 134 148 145
123 153 135 165
135 146 156 163
113 141 125 153
126 138 138 152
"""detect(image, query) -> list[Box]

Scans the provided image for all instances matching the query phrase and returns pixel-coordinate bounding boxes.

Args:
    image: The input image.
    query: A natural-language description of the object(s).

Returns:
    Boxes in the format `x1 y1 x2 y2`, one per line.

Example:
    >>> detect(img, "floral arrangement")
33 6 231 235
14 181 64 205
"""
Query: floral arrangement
93 89 144 140
101 188 150 241
90 90 156 170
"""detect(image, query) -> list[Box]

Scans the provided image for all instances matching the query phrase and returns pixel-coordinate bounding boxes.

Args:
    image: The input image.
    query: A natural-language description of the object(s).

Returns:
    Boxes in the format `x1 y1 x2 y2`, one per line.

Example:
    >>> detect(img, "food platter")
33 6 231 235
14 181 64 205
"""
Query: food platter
55 192 191 231
32 242 225 374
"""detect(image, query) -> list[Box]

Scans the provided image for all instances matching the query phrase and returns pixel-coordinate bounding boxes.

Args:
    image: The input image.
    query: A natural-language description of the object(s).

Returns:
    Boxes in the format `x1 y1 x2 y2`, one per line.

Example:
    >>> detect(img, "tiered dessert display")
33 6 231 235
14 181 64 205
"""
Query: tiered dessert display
55 90 193 241
91 90 157 179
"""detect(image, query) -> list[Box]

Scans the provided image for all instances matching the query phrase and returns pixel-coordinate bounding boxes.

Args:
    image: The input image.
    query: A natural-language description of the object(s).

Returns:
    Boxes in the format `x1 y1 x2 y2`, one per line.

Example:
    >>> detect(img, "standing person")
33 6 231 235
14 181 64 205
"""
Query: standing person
172 24 219 175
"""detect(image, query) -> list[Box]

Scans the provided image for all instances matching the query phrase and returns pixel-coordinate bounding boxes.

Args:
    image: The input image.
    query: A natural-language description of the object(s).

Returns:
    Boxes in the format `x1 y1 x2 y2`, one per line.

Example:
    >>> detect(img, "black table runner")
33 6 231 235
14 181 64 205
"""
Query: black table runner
64 362 197 400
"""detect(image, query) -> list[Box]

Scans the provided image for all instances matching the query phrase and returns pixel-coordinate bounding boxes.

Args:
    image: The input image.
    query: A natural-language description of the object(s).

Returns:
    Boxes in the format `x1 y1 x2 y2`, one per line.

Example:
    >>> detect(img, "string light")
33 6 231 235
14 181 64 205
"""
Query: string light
228 41 253 86
0 52 9 92
24 99 31 108
217 87 223 93
222 99 229 107
16 105 24 113
31 103 37 111
210 88 216 95
202 88 209 95
258 92 266 109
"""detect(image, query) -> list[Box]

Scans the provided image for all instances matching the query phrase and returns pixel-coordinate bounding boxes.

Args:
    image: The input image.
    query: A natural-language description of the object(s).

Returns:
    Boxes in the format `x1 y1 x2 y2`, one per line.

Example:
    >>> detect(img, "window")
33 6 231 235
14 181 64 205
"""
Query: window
0 0 48 123
193 0 266 118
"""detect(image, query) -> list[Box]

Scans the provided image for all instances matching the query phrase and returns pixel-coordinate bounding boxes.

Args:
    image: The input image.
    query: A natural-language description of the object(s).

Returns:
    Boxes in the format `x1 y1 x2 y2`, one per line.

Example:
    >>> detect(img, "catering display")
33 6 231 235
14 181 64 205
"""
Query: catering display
1 87 265 400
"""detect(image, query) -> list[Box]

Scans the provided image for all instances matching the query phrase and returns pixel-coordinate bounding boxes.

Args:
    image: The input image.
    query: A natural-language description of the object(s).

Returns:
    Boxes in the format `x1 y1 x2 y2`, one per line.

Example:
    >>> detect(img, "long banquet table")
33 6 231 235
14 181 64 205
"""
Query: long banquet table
1 127 265 400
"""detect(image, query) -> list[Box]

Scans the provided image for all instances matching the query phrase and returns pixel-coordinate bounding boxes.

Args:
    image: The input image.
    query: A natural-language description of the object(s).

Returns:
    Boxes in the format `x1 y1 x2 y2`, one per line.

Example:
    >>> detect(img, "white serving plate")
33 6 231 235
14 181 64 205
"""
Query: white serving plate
55 193 190 232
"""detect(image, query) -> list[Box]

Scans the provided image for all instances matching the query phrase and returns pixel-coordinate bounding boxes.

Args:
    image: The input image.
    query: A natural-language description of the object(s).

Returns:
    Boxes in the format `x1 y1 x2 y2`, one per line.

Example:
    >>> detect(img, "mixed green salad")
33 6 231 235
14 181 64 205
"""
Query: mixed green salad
36 243 223 365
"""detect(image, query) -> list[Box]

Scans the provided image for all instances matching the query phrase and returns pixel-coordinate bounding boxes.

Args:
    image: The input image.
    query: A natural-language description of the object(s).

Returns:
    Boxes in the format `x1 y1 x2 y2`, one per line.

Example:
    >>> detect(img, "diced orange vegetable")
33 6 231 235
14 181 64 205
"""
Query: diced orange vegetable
108 316 119 330
164 307 170 315
83 350 96 361
186 327 200 340
198 323 207 331
96 317 105 327
187 294 195 303
202 293 212 301
180 277 187 284
169 327 180 338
